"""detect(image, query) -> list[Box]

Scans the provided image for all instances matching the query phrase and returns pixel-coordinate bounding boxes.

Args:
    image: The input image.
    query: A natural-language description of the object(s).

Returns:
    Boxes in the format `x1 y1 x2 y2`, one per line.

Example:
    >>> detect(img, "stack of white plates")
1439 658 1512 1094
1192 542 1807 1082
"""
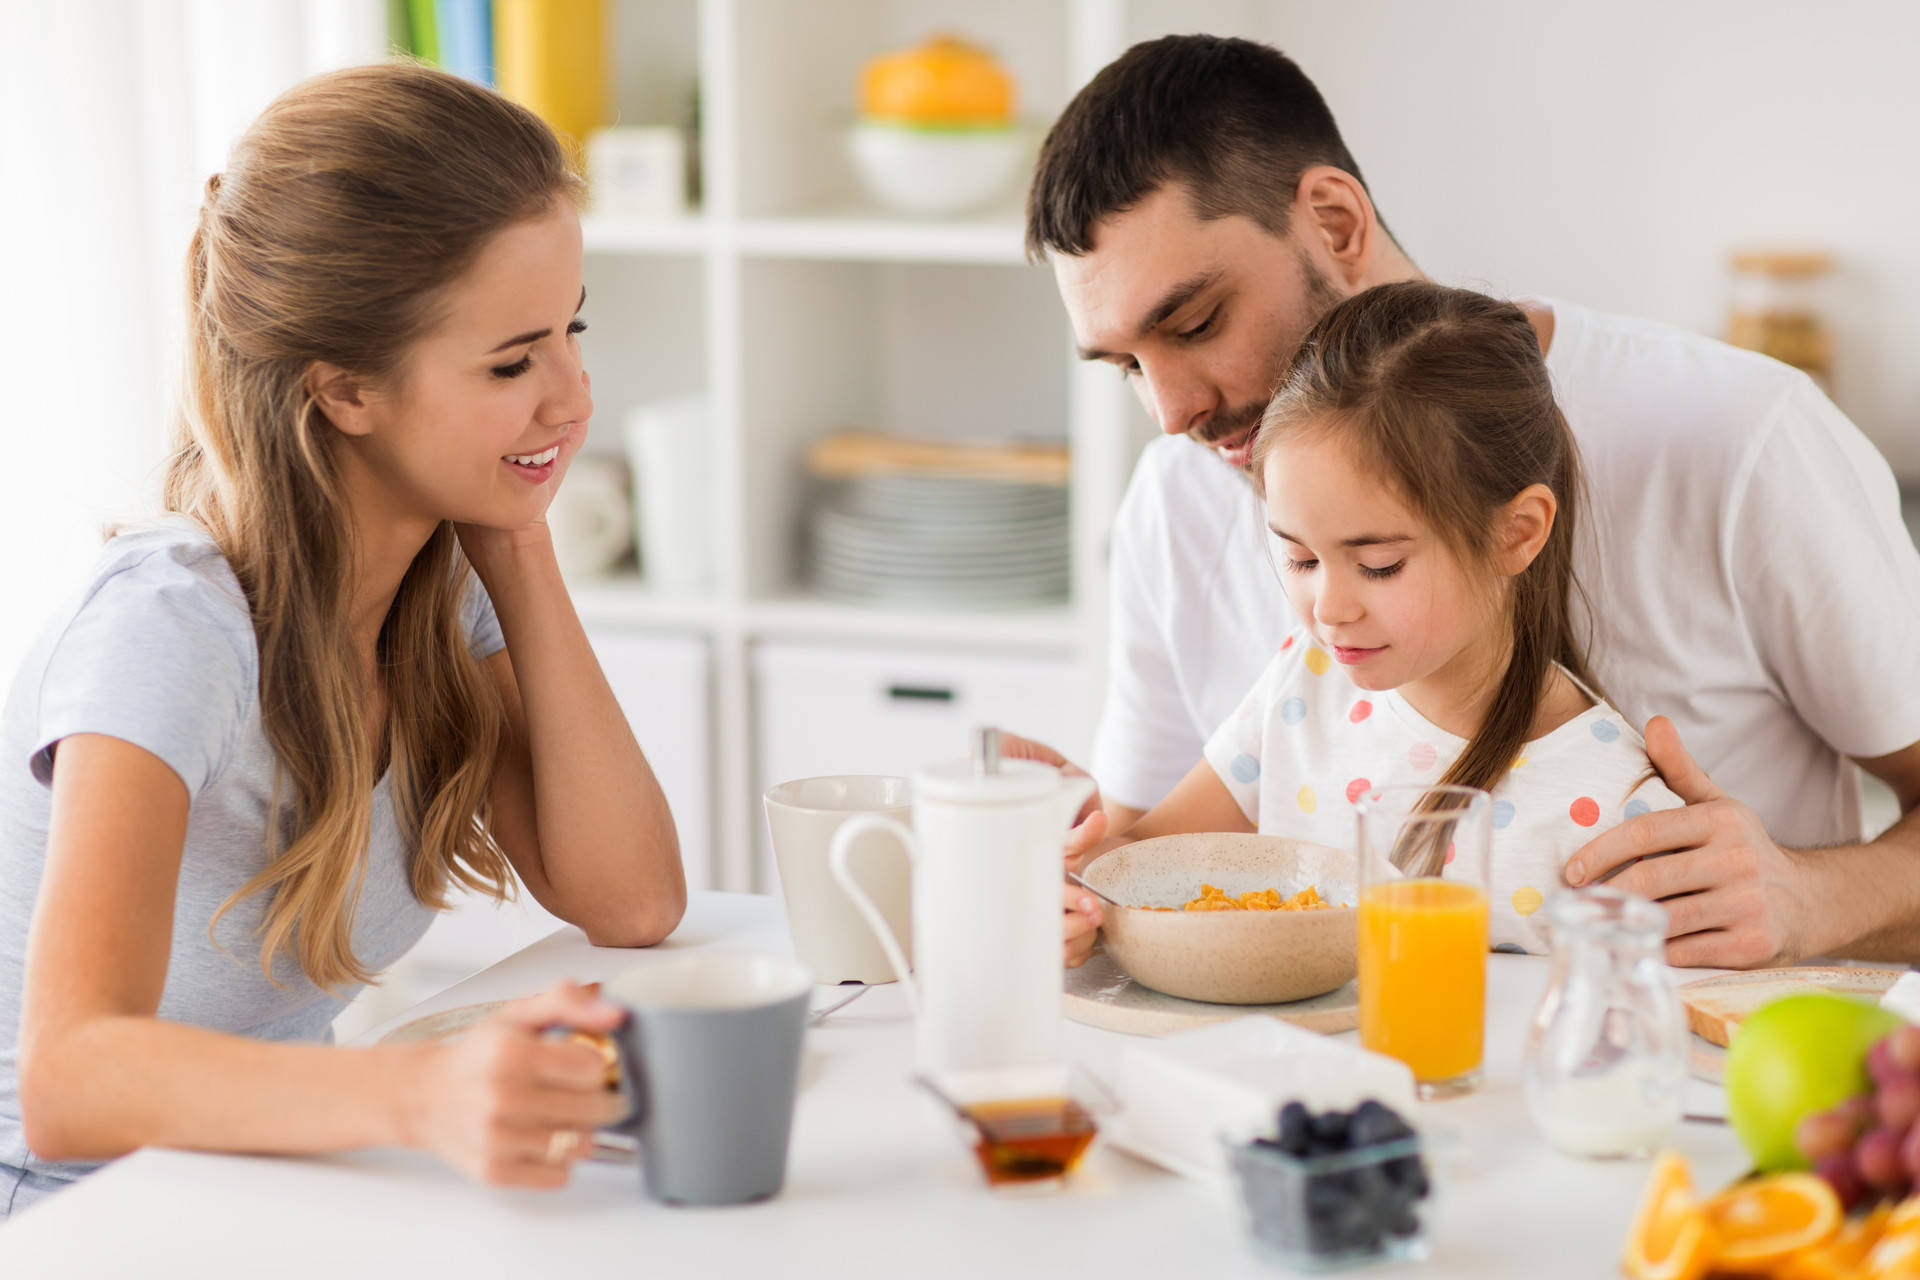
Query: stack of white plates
809 475 1070 608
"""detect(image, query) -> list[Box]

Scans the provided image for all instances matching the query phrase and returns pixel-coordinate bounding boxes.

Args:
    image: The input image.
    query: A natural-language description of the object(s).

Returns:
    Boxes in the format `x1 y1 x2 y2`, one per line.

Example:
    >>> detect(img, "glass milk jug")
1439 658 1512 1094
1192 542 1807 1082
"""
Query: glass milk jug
829 729 1093 1074
1523 886 1688 1159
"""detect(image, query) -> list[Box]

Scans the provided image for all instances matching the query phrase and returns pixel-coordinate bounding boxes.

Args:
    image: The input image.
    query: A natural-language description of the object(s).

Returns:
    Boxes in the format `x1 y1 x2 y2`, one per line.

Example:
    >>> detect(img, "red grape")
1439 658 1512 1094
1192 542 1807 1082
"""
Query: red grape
1870 1038 1903 1086
1885 1068 1920 1098
1880 1079 1920 1132
1889 1028 1920 1074
1816 1152 1869 1212
1857 1128 1908 1191
1892 1025 1920 1074
1901 1122 1920 1184
1834 1094 1879 1136
1797 1109 1856 1165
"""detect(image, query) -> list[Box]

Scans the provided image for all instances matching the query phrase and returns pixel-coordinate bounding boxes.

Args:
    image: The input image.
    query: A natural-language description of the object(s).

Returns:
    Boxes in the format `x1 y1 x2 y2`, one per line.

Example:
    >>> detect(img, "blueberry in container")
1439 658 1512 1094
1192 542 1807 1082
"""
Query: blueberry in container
1228 1101 1433 1272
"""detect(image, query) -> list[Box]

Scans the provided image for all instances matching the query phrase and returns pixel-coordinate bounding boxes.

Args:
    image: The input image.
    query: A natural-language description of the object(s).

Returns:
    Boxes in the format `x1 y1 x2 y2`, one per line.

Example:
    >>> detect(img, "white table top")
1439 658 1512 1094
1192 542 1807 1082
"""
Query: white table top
0 892 1747 1278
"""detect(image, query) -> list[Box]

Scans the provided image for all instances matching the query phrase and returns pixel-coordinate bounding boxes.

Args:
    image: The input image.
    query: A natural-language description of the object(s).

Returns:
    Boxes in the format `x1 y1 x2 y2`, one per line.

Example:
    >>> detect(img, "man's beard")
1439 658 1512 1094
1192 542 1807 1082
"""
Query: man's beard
1189 250 1344 452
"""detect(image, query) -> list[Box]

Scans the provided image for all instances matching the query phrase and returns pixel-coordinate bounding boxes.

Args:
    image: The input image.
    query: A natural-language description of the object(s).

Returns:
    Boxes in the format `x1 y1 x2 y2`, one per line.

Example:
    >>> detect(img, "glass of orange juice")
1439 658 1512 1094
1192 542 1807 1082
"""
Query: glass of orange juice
1355 785 1493 1099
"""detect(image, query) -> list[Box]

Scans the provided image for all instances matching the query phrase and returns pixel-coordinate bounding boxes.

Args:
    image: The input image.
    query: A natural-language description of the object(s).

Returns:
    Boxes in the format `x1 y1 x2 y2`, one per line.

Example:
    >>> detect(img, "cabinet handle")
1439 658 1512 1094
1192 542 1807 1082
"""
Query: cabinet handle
887 684 955 703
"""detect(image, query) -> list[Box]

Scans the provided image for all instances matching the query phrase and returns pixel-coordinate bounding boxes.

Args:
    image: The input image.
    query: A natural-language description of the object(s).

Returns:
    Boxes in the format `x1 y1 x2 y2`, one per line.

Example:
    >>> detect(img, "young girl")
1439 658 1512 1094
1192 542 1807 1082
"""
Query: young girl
0 64 686 1214
1064 281 1679 964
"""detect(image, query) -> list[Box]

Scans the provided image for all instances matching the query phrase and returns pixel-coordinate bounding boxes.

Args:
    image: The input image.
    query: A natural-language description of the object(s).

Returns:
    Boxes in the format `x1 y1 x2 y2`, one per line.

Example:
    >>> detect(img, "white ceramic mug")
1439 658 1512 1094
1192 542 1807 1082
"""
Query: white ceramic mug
829 757 1093 1074
763 775 913 986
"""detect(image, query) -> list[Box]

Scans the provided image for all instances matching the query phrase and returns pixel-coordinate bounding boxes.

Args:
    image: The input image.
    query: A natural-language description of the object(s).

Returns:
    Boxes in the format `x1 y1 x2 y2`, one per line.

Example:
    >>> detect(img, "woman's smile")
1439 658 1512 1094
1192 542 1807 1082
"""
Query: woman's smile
503 442 561 482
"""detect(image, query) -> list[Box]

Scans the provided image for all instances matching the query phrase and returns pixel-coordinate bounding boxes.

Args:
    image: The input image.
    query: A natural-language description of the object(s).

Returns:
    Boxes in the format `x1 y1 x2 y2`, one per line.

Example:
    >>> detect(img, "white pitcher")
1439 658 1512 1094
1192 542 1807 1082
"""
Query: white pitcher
829 735 1093 1074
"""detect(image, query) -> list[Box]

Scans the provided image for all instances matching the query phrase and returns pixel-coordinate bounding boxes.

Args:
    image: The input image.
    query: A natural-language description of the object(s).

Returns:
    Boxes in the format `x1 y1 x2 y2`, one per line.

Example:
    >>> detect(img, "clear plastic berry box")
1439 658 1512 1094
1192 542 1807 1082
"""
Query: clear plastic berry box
1227 1131 1435 1272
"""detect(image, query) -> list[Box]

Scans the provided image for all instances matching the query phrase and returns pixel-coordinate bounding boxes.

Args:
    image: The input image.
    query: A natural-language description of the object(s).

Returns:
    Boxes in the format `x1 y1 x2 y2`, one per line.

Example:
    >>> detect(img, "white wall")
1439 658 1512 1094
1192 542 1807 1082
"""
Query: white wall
1252 0 1920 477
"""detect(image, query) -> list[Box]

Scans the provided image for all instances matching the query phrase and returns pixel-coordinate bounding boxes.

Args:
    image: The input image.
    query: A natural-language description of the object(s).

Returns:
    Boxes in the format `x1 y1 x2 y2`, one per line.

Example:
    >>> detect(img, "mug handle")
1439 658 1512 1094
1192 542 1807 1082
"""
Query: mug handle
828 814 921 1016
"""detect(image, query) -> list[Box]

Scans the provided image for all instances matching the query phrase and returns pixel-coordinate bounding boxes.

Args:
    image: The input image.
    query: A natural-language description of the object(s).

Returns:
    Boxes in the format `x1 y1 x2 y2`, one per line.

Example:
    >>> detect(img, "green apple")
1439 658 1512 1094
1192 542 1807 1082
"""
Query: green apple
1725 992 1905 1172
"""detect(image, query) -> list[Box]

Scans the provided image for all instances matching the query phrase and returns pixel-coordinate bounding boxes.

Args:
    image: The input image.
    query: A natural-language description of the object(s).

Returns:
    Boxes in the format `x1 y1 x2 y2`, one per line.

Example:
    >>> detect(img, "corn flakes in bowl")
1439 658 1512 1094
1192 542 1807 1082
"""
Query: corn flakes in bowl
1083 834 1358 1005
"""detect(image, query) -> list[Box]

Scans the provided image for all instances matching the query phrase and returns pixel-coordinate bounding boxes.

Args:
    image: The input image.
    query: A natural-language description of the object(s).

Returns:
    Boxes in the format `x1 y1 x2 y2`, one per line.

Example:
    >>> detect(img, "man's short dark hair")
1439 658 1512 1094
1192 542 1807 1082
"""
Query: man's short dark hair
1025 35 1376 261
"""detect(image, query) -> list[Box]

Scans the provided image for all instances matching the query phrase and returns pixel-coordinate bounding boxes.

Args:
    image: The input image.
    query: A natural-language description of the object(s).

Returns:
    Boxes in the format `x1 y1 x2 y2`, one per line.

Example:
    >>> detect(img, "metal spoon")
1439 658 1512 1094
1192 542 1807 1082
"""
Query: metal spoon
1065 869 1122 909
808 985 871 1026
912 1072 980 1127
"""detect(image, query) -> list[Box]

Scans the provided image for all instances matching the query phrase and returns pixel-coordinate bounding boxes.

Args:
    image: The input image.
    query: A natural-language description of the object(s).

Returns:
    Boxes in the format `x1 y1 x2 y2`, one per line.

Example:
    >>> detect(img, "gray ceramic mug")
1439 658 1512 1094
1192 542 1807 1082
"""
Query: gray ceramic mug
598 952 813 1206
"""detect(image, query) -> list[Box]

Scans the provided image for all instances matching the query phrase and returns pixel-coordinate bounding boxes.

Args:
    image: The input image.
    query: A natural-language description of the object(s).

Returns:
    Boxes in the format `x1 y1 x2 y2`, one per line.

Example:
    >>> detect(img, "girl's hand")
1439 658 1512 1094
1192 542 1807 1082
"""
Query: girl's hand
996 731 1103 827
1063 882 1103 969
403 980 627 1189
1063 808 1109 876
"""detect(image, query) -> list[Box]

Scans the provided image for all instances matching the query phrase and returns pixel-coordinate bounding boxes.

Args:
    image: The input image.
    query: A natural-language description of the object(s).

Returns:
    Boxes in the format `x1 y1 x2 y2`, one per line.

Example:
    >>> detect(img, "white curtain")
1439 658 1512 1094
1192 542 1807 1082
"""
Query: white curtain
0 0 389 675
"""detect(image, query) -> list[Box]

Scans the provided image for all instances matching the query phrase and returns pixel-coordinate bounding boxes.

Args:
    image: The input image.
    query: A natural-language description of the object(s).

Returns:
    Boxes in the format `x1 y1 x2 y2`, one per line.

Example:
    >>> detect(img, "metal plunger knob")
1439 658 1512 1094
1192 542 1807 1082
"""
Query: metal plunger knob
972 726 1001 777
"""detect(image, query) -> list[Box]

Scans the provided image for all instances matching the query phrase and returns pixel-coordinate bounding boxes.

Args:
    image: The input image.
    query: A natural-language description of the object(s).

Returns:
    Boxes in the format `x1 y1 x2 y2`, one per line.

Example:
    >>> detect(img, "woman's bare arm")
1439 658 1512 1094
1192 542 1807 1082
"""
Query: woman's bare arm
462 527 686 948
19 733 618 1185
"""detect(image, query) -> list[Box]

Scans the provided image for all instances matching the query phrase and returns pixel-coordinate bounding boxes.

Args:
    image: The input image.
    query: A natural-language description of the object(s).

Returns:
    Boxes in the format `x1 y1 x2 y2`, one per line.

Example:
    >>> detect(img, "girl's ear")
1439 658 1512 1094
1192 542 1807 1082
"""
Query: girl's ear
304 360 376 438
1496 483 1557 576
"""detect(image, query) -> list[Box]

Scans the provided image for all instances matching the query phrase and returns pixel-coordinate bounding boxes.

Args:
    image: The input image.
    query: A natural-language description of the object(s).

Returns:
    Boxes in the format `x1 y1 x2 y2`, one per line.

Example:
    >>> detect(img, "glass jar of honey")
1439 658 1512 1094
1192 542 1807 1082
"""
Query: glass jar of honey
1727 249 1833 386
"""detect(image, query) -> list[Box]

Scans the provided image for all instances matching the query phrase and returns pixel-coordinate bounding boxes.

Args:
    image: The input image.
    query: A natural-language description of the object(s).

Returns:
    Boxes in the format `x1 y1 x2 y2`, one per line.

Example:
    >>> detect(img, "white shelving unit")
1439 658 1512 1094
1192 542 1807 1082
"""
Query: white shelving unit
574 0 1267 894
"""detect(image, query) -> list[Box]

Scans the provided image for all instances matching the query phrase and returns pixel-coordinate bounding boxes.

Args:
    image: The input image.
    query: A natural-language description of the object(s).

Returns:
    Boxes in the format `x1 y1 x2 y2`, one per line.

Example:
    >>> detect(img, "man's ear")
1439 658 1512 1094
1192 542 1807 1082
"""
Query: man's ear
304 361 376 438
1496 483 1558 576
1293 165 1378 292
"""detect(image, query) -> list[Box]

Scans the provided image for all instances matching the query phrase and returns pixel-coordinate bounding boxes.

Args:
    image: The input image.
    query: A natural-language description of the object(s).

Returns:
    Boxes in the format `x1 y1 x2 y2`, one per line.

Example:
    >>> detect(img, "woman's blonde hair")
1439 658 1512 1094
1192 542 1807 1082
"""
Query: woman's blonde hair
166 62 584 990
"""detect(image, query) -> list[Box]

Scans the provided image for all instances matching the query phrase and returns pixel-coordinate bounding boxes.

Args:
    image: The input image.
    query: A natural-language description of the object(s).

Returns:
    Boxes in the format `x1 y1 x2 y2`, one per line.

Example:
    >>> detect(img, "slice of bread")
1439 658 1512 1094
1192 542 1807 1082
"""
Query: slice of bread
1681 967 1907 1048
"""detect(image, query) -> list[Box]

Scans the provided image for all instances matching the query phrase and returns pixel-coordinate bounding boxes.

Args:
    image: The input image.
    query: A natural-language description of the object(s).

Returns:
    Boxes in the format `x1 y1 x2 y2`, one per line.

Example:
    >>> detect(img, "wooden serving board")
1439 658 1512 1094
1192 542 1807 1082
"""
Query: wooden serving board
1680 966 1907 1049
1063 947 1359 1037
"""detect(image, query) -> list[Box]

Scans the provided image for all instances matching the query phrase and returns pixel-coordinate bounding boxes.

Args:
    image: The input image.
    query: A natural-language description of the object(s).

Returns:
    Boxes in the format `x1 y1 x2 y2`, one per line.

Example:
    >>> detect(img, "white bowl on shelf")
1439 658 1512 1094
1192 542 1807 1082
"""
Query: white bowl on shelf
848 122 1026 216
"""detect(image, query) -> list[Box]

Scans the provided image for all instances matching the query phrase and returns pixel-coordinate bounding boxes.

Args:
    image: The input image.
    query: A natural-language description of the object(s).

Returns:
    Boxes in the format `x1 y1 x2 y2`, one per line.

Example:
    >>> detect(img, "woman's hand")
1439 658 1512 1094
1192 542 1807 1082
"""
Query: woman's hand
455 419 588 581
402 980 627 1189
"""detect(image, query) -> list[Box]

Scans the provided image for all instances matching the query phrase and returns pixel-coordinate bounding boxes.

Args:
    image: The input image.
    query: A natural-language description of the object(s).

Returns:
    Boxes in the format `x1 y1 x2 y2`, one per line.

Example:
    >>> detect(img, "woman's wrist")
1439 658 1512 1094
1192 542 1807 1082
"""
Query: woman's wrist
457 521 563 600
375 1042 435 1151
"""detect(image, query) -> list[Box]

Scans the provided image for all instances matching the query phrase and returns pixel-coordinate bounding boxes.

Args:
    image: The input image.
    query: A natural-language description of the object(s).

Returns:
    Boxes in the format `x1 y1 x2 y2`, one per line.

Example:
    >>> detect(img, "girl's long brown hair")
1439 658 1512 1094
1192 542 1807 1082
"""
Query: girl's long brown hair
1251 281 1598 816
167 63 584 990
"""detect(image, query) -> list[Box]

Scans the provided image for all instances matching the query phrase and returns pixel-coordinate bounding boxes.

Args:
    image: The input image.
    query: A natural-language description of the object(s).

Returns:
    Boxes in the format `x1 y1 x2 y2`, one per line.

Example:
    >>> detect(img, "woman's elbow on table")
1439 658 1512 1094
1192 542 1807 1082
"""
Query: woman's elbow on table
18 1035 123 1164
579 875 687 949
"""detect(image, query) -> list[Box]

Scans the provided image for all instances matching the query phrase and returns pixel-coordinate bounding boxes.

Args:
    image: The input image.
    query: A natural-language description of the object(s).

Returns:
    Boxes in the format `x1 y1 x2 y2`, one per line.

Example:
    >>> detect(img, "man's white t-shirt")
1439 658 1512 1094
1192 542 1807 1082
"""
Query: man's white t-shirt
1201 629 1683 953
1092 297 1920 849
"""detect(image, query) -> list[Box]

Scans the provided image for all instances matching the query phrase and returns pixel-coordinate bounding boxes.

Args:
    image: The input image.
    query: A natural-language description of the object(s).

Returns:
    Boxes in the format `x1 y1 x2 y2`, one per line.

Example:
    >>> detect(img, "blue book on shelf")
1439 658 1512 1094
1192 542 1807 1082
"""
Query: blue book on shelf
435 0 494 85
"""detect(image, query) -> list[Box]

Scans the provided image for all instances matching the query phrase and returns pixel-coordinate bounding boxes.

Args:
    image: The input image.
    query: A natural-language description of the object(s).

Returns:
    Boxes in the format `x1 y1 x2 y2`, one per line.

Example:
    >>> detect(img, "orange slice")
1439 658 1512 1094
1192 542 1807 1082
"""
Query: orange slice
1884 1195 1920 1235
1699 1172 1841 1272
1864 1219 1920 1277
1623 1150 1719 1280
1770 1246 1858 1280
1827 1200 1894 1269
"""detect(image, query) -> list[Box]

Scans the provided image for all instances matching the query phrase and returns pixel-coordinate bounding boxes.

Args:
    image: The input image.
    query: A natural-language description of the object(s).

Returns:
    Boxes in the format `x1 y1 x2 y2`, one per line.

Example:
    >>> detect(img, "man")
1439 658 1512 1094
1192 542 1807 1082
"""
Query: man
1029 35 1920 968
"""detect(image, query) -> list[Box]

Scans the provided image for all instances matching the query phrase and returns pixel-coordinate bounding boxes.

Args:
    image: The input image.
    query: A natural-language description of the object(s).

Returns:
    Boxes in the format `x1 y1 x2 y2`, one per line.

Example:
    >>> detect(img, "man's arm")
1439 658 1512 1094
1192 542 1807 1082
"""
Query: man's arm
1569 719 1920 967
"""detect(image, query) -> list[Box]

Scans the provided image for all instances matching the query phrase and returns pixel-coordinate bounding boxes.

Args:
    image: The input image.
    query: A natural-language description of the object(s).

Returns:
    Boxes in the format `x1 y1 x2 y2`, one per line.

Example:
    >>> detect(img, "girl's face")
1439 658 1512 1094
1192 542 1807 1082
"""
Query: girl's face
339 203 592 534
1261 430 1500 697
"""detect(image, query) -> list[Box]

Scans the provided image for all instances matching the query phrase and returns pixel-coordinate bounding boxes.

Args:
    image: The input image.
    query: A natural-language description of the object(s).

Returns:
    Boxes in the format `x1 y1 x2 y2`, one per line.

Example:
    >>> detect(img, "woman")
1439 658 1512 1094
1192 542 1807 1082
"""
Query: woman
0 62 685 1215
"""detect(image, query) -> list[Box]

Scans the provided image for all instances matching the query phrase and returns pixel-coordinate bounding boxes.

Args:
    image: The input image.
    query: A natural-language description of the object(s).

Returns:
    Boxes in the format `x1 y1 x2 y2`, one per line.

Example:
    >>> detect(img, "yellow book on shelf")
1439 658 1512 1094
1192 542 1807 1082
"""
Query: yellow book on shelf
493 0 608 156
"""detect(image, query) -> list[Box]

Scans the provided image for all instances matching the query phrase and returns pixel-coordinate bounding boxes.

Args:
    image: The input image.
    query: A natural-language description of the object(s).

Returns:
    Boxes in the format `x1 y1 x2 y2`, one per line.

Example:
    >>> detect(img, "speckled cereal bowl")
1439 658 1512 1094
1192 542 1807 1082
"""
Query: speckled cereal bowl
1082 833 1359 1006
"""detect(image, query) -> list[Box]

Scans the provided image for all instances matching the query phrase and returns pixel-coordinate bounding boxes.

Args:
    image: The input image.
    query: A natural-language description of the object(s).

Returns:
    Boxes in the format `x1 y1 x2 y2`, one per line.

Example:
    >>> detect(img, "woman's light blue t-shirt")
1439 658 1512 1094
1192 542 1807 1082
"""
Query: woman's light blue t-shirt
0 517 505 1216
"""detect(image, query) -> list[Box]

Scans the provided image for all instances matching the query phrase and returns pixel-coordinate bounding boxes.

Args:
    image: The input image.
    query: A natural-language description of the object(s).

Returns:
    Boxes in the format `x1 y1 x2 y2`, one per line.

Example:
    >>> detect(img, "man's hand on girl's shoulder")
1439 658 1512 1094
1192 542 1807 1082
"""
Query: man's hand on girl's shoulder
1563 716 1804 970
